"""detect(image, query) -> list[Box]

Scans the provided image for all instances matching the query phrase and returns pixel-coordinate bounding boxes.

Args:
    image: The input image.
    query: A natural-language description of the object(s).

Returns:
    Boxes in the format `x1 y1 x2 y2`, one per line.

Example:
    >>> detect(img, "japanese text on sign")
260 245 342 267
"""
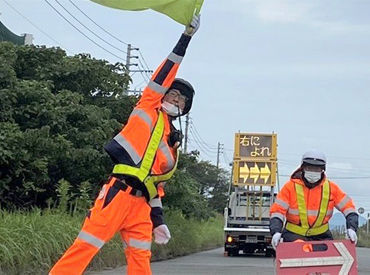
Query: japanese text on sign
235 134 276 159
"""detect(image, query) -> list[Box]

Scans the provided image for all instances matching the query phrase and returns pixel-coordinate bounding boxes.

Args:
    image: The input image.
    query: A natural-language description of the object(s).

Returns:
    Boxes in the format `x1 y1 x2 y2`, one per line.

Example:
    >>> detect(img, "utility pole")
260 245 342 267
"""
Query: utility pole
126 44 138 74
125 44 153 94
184 113 190 153
217 142 224 169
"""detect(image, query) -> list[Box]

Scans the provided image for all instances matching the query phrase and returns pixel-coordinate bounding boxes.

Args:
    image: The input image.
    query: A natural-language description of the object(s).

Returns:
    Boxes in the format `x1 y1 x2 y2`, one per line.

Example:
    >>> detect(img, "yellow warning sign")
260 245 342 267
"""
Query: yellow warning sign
233 160 277 186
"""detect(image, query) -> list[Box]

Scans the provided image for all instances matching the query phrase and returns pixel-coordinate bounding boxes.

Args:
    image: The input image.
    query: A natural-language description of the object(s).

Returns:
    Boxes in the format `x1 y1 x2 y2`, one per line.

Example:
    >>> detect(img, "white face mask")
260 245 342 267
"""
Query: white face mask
161 101 182 116
304 171 322 183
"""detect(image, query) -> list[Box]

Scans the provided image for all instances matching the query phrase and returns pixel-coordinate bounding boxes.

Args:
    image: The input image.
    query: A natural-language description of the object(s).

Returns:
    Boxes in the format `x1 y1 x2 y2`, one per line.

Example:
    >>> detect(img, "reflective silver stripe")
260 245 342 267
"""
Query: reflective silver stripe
326 209 333 217
343 208 356 216
128 238 151 250
114 134 141 165
288 208 299 215
148 80 167 95
307 210 319 216
130 109 153 131
336 195 351 210
168 52 183 64
159 141 175 169
275 199 289 210
77 231 105 249
149 198 162 208
271 212 285 221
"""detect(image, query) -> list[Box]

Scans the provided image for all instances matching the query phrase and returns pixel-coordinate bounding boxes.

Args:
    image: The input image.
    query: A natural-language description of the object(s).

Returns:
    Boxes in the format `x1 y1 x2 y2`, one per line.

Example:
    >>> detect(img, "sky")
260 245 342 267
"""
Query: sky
1 0 370 213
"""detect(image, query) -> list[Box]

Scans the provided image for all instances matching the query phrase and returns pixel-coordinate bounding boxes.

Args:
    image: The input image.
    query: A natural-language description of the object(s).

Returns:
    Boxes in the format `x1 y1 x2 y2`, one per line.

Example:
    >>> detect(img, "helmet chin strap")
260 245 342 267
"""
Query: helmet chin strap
177 105 183 149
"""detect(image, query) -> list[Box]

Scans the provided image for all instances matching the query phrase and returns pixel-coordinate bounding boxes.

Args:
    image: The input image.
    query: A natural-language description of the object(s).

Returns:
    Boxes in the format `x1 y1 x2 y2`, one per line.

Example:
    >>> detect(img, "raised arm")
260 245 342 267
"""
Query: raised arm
137 15 200 109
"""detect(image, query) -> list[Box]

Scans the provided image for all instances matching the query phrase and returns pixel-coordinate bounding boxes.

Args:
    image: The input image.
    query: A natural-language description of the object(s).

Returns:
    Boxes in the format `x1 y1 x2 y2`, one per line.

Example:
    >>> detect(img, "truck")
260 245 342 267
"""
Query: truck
224 133 277 257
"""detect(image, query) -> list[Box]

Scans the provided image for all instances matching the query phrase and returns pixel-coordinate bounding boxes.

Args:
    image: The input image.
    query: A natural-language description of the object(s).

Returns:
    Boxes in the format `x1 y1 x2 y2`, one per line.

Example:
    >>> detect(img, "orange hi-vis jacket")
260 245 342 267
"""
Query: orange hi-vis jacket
104 34 192 200
270 174 357 237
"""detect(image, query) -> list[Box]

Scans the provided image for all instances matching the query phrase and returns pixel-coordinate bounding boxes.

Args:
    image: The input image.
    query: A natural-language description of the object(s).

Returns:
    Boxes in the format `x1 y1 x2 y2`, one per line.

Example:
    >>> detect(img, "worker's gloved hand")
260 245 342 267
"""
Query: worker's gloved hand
271 232 282 250
185 14 200 36
153 224 171 245
346 228 358 244
169 130 183 148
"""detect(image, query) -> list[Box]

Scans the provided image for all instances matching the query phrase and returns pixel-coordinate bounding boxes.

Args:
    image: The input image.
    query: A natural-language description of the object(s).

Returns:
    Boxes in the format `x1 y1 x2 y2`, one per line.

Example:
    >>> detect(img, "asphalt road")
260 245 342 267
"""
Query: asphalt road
88 246 370 275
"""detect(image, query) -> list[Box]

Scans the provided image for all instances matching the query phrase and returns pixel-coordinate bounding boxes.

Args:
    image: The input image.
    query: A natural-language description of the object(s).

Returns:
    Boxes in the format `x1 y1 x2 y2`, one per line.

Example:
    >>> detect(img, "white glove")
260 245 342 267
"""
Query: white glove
271 232 282 250
346 228 358 244
185 14 200 36
153 224 171 245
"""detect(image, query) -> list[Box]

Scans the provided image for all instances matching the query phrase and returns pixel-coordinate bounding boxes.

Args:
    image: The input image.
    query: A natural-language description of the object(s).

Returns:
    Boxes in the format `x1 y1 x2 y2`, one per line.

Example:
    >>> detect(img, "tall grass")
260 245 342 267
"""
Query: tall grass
332 225 370 247
0 209 223 274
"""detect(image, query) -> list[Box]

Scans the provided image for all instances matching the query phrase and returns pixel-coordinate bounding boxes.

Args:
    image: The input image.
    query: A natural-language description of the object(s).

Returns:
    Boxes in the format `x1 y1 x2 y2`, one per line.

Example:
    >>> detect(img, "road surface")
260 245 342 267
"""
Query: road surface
88 246 370 274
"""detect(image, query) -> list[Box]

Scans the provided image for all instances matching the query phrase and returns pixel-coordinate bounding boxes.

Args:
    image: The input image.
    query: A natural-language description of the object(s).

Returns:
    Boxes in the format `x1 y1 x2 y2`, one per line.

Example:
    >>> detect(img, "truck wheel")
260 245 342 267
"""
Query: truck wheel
229 249 239 257
265 249 275 257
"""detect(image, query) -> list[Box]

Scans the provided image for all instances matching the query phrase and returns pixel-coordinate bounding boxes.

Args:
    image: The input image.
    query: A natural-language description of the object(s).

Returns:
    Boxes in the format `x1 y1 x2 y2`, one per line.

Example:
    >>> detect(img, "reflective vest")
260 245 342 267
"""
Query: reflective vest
104 38 187 198
286 180 330 236
112 111 178 200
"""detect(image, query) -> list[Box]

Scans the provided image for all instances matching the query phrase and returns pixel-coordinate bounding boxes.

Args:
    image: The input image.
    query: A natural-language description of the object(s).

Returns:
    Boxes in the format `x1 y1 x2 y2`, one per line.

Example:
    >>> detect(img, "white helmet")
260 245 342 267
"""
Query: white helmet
301 150 326 166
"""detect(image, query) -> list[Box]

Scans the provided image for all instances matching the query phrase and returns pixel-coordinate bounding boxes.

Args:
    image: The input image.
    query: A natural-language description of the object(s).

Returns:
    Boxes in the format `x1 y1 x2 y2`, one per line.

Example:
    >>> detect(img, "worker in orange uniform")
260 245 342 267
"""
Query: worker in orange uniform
50 14 200 275
270 150 359 250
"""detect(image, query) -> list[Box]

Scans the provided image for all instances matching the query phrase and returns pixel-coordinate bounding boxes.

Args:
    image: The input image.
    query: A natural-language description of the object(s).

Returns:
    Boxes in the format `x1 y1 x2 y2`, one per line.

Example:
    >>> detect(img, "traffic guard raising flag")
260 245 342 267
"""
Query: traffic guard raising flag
90 0 204 25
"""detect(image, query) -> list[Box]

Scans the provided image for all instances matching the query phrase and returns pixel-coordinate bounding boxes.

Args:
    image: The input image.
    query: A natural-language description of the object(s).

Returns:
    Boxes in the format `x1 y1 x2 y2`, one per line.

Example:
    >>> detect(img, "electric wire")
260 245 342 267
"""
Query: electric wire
189 125 218 153
67 0 153 87
43 0 125 61
189 118 216 148
136 60 151 82
53 0 127 54
138 58 152 80
133 79 147 90
188 139 215 159
222 151 231 167
189 122 218 151
2 0 63 46
188 130 217 159
188 129 215 155
67 0 129 45
138 49 152 73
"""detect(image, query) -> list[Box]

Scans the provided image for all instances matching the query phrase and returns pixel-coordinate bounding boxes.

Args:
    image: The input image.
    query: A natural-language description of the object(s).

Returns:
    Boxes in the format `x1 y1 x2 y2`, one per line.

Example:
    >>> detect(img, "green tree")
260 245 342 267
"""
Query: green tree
0 42 134 208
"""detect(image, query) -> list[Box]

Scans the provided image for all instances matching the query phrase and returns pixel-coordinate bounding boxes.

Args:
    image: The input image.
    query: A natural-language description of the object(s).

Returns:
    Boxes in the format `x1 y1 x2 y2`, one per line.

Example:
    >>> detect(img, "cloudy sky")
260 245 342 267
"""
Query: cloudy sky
2 0 370 212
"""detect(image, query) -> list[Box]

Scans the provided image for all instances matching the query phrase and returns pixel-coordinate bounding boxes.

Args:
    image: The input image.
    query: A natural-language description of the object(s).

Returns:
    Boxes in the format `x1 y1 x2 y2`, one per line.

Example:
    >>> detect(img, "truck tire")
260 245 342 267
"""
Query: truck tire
265 249 275 257
228 248 239 257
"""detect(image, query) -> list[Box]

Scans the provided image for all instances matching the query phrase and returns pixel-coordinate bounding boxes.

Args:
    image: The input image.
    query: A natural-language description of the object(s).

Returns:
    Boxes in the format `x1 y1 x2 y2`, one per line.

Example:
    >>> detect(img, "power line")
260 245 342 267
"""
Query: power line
53 0 127 55
67 0 153 91
67 0 129 46
189 125 218 153
189 120 220 151
189 120 218 151
2 0 63 46
137 58 152 81
138 49 152 73
188 129 216 155
223 151 232 166
187 133 217 159
188 138 215 159
43 0 125 61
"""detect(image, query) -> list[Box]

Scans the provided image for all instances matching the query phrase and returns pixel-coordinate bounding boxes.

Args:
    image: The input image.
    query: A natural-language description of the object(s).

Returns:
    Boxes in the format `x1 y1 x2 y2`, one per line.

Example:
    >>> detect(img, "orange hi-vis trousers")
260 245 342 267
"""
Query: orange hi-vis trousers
50 177 153 275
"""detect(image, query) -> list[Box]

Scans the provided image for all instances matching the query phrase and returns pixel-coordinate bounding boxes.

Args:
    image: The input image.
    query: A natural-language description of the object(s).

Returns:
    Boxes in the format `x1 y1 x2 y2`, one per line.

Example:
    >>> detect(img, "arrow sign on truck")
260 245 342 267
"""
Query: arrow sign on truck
234 160 276 186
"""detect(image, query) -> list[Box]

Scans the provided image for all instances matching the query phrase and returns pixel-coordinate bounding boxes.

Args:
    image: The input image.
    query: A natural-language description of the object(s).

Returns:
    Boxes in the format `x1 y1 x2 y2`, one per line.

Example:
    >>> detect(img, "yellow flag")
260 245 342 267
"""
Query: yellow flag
90 0 204 25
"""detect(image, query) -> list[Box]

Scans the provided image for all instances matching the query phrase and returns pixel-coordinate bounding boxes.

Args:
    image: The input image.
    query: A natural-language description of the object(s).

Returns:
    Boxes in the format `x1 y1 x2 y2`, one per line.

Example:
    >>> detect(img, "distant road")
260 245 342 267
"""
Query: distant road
88 246 370 275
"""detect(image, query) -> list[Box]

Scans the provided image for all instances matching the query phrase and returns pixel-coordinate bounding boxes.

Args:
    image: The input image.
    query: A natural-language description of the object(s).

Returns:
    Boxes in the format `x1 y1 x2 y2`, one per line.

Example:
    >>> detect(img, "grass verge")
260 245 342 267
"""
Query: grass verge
0 209 224 274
